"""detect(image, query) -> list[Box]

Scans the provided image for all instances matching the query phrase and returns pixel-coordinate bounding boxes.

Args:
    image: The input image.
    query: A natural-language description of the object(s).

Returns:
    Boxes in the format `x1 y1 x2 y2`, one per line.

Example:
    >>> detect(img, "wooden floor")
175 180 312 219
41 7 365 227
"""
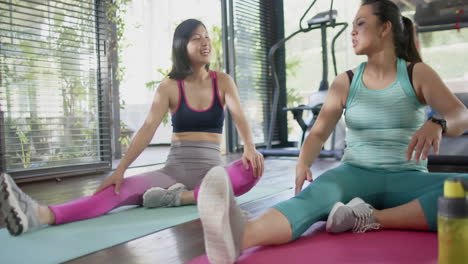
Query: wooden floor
0 146 340 264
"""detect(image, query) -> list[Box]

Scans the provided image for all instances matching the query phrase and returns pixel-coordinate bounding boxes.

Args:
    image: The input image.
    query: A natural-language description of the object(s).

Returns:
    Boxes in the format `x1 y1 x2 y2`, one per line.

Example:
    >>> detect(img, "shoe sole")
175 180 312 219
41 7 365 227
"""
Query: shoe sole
198 166 236 264
0 173 27 236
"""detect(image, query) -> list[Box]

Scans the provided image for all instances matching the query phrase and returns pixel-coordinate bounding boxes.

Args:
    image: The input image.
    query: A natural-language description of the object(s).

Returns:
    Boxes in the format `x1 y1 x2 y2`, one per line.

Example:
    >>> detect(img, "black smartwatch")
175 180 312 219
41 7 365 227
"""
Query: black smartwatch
428 114 447 134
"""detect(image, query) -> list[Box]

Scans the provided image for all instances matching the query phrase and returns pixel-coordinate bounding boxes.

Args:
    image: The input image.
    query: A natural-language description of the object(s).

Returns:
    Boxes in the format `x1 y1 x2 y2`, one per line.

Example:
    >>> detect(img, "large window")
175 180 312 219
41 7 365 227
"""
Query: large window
228 0 285 146
119 0 222 147
0 0 111 179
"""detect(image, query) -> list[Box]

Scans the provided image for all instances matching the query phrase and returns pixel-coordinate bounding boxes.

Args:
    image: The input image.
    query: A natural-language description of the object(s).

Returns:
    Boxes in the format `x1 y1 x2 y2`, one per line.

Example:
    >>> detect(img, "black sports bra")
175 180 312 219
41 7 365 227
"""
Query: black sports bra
171 71 225 134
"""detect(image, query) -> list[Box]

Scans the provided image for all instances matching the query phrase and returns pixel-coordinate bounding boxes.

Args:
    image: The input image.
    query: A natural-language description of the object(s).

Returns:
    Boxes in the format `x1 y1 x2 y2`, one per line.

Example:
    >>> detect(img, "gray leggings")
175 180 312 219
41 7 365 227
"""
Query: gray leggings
137 141 225 190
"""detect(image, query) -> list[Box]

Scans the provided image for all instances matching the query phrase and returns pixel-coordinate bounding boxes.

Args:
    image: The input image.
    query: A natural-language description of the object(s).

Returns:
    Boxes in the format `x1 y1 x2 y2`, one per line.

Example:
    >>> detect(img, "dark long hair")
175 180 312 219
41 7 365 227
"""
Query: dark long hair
362 0 422 63
168 19 210 80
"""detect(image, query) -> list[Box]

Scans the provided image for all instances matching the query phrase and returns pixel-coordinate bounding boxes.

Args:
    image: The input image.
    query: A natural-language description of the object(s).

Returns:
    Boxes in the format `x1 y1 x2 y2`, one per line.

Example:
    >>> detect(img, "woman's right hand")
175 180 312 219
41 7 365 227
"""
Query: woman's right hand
295 162 313 195
94 170 125 195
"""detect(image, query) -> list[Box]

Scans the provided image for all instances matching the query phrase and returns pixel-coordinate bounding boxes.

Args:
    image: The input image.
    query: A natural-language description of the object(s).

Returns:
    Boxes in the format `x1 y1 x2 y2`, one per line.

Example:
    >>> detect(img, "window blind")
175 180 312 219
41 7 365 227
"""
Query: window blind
230 0 285 145
0 0 111 179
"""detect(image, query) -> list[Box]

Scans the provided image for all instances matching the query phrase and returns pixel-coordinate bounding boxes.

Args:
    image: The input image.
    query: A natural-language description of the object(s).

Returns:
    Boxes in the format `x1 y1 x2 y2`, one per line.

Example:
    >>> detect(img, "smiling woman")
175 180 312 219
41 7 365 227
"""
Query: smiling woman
169 20 212 80
118 1 224 146
186 26 212 65
0 18 265 237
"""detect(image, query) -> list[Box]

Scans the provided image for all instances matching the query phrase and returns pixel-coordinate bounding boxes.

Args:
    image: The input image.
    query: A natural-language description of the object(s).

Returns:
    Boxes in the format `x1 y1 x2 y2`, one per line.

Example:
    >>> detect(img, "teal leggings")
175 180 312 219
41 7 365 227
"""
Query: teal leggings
273 163 468 240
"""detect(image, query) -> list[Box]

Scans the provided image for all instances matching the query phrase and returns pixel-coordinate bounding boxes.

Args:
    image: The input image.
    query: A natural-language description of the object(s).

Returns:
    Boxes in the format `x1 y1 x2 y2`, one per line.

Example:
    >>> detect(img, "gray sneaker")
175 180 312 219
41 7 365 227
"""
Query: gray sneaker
142 183 187 208
0 173 42 236
198 166 246 264
326 197 381 233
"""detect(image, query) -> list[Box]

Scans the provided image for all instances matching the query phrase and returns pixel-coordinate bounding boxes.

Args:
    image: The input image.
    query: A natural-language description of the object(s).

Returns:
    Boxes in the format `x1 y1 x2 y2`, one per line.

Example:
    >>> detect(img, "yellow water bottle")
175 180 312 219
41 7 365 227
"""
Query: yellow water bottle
438 178 468 264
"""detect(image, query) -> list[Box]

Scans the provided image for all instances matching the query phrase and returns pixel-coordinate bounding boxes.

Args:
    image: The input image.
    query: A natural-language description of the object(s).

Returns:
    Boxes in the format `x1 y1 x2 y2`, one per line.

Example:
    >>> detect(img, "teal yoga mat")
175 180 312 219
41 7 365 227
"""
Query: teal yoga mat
0 185 291 264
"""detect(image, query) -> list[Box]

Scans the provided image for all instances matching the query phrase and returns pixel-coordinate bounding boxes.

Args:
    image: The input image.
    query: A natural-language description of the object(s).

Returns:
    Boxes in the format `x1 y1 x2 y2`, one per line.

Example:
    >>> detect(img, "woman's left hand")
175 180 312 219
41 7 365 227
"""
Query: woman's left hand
242 146 265 178
406 120 443 163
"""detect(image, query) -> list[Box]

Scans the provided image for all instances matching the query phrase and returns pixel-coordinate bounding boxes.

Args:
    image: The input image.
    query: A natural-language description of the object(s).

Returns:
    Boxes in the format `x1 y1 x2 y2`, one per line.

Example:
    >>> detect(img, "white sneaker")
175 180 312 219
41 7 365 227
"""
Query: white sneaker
198 166 246 264
0 173 42 236
142 183 187 208
326 197 381 233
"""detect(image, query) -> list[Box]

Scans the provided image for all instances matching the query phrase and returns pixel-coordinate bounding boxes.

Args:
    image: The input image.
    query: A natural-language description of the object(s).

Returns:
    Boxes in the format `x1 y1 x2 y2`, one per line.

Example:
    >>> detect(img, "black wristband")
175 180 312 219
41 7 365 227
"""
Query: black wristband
428 114 447 134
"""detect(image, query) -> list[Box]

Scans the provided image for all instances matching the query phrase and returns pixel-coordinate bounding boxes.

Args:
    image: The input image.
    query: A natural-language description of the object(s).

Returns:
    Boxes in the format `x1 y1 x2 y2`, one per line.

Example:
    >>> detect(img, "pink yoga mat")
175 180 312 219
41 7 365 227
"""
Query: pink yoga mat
188 222 437 264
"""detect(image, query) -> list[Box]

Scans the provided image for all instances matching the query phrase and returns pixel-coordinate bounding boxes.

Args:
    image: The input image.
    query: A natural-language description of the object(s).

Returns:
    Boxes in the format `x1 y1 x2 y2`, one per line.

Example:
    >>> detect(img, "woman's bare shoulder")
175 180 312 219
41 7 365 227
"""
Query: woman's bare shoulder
157 78 179 95
215 71 234 83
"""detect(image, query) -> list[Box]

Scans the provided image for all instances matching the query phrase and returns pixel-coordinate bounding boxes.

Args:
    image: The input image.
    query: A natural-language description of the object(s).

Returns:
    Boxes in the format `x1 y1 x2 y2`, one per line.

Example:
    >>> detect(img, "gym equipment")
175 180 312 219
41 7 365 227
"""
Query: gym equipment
259 0 347 159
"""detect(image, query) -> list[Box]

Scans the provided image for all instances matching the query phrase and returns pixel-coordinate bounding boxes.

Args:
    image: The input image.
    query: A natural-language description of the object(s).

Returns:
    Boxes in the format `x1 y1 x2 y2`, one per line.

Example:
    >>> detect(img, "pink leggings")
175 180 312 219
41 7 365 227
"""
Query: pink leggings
49 159 258 225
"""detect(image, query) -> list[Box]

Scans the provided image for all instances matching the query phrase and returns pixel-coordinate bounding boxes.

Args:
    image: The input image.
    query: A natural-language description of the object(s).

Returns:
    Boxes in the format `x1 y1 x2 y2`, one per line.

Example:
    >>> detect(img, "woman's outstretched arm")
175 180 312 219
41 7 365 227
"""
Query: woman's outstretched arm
221 72 264 177
95 79 172 194
295 72 348 194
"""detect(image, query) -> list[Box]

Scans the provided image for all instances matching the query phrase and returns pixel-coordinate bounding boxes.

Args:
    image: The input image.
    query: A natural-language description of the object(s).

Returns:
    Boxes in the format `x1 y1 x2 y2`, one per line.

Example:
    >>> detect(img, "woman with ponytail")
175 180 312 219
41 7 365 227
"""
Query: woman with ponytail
196 1 468 263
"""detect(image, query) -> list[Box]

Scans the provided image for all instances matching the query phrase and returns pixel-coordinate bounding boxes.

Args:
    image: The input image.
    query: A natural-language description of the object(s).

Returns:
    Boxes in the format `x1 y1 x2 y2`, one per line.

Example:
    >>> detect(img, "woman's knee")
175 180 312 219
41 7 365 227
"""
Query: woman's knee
226 159 259 196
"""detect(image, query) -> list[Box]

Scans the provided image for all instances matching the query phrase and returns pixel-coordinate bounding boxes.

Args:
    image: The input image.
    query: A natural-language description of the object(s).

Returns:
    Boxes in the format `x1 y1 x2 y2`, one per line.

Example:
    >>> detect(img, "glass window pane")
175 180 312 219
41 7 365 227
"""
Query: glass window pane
0 0 109 174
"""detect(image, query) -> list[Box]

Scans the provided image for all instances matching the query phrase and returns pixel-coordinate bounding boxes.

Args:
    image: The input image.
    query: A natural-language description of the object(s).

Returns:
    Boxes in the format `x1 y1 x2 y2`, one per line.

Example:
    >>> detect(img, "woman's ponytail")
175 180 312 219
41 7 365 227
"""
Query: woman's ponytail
400 16 422 63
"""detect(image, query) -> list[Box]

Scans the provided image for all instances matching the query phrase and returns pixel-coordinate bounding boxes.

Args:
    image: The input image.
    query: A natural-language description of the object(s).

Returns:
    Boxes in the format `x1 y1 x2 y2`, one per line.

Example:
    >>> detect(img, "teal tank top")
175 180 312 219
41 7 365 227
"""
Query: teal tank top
342 58 427 172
